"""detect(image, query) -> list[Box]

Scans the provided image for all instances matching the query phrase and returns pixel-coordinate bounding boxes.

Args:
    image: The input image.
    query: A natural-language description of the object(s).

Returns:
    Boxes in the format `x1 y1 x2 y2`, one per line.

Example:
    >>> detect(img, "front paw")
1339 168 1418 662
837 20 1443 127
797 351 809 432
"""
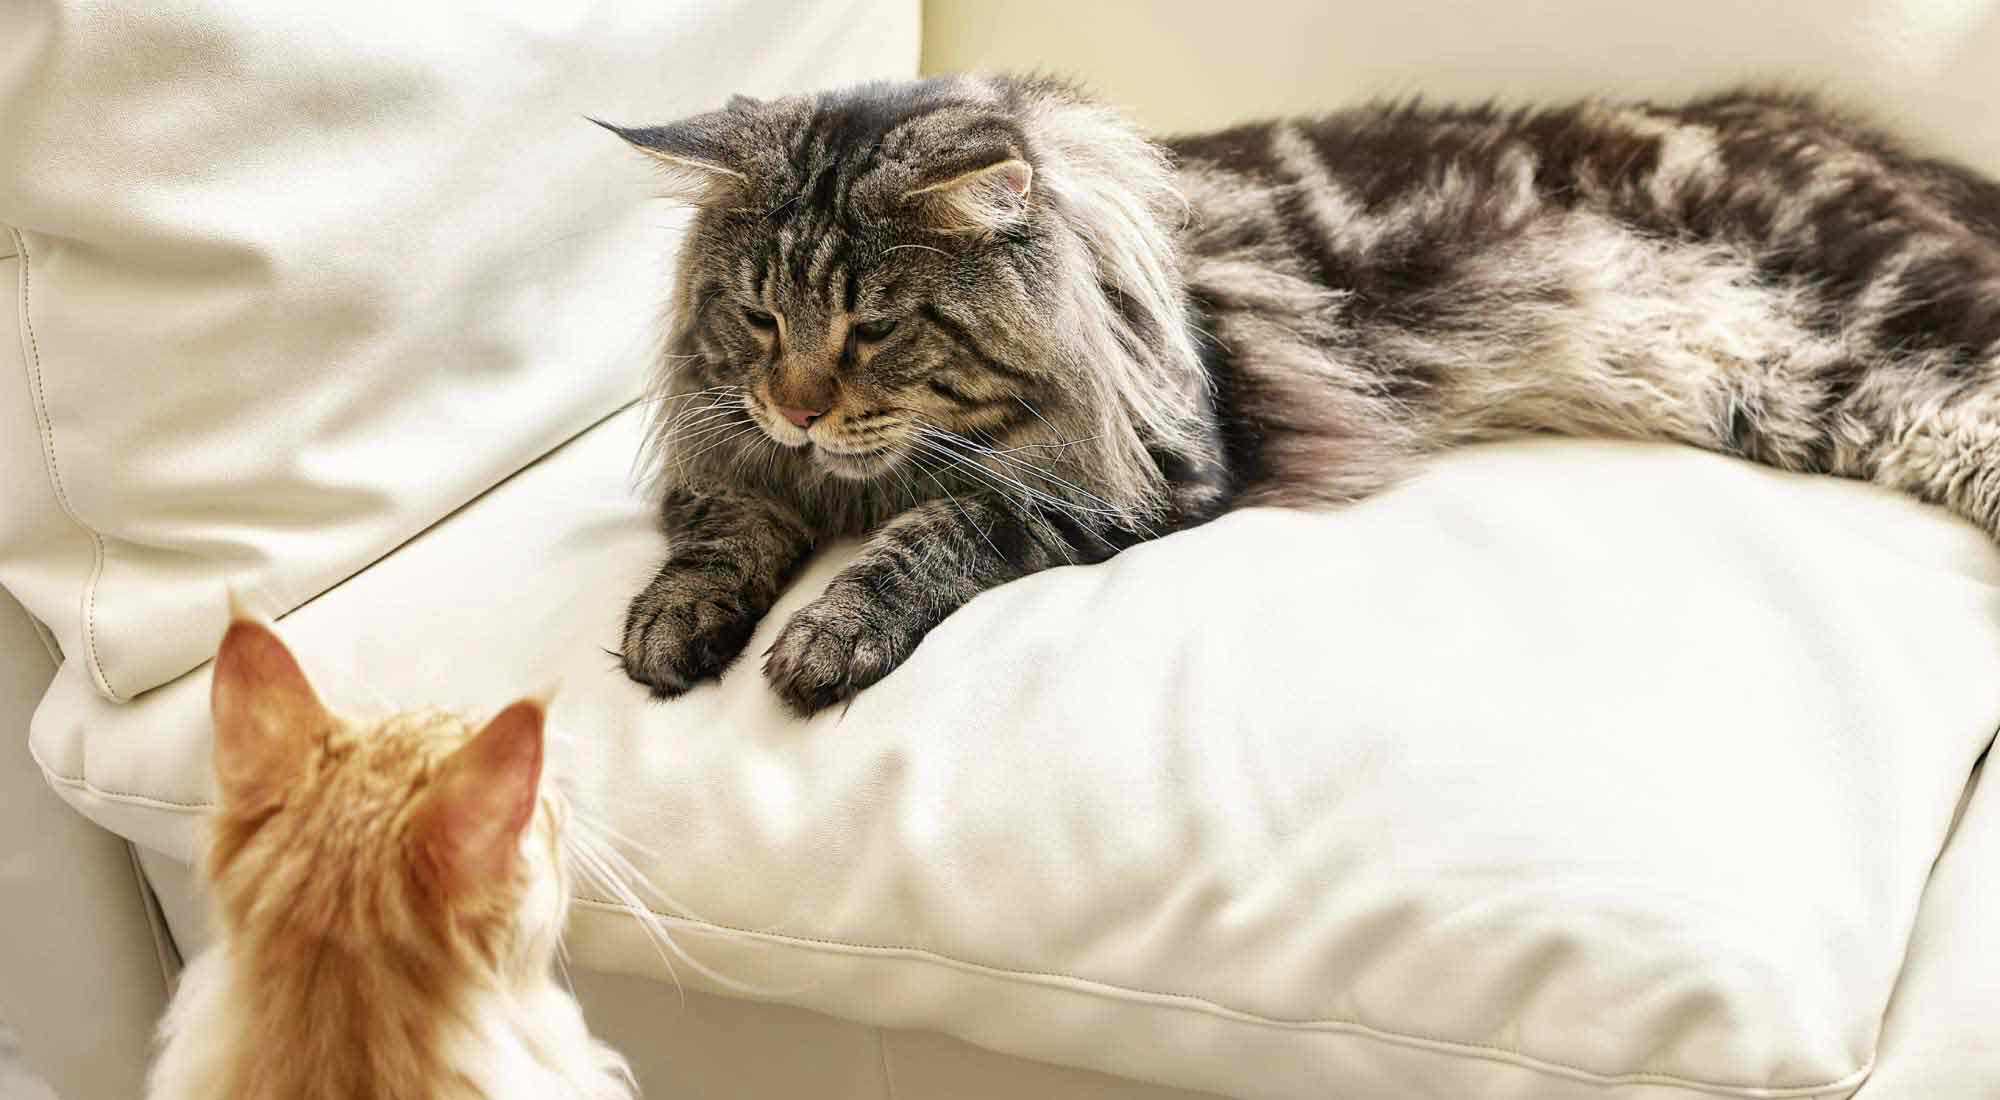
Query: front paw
762 595 910 715
621 572 762 698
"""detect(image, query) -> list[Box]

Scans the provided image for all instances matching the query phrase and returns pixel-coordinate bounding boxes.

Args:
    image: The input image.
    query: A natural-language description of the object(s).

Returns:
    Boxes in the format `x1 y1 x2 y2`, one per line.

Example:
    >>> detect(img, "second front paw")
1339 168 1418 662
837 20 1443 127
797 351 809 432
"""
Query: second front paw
621 577 763 698
762 596 912 716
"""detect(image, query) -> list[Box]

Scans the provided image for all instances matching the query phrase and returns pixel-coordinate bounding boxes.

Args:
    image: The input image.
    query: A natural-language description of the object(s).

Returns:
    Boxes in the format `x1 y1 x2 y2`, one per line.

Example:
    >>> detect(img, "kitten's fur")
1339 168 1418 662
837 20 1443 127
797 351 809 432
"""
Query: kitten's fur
606 76 2000 713
146 614 632 1100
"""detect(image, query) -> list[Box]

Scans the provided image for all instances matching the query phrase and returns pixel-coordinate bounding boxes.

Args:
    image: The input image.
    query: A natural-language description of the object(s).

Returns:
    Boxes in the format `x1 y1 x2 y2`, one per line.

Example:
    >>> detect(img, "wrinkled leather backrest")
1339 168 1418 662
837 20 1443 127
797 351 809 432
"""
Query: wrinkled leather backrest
0 0 919 700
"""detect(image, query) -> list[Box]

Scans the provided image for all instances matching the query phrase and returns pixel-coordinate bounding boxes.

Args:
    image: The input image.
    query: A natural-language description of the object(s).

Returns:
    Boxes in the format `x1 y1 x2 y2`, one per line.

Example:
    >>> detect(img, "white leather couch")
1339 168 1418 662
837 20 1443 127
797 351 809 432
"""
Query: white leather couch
6 3 1999 1097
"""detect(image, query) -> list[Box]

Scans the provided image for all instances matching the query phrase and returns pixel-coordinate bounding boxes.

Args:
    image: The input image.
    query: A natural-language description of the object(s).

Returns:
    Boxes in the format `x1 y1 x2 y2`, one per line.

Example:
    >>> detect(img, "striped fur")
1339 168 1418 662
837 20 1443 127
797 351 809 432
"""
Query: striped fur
608 77 2000 713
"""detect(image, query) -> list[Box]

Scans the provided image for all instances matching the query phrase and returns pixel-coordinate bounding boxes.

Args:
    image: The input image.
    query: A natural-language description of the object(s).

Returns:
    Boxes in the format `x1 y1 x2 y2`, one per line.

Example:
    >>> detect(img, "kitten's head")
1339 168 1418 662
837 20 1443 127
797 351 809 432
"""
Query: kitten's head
203 614 568 983
604 75 1205 524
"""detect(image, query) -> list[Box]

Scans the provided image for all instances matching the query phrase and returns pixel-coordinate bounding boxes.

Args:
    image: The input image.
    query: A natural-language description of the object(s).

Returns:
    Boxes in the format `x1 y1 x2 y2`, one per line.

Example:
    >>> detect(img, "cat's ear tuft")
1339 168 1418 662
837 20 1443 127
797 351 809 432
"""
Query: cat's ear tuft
417 698 547 892
900 154 1034 236
590 114 749 206
210 616 328 810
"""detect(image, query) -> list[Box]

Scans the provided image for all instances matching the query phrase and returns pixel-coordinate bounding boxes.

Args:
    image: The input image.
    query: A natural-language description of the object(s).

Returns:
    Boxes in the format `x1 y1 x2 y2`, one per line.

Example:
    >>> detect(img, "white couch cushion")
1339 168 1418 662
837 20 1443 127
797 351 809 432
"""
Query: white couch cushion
0 0 918 701
34 407 2000 1098
1859 759 2000 1098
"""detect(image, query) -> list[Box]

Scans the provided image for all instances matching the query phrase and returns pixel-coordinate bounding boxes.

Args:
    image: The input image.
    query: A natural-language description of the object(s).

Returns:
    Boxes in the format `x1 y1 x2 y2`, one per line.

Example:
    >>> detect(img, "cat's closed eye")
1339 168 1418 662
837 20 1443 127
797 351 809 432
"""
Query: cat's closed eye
851 317 898 342
744 307 778 330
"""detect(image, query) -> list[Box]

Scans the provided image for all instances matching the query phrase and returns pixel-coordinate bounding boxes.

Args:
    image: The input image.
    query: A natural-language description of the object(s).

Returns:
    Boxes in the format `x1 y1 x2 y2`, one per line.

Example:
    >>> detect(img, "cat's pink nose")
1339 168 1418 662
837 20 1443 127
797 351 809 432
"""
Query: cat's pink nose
779 405 824 429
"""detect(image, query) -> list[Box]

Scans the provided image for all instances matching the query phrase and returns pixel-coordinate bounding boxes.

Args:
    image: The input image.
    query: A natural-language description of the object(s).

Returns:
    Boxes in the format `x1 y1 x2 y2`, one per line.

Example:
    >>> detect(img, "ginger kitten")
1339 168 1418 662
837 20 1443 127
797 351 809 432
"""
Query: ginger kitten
145 613 633 1099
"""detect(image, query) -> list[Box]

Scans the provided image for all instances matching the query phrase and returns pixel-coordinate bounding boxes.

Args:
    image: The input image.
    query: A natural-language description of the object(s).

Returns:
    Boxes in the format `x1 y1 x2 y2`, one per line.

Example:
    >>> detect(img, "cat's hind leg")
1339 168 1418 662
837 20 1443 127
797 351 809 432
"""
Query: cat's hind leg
1844 376 2000 542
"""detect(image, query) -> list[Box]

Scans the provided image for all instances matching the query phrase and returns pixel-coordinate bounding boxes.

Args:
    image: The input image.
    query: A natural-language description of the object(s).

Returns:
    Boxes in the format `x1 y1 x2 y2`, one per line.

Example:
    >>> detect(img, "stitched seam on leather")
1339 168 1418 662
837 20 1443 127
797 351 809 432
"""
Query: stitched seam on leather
23 398 652 805
11 227 120 701
25 403 649 799
31 744 212 810
28 746 1874 1096
569 898 1872 1098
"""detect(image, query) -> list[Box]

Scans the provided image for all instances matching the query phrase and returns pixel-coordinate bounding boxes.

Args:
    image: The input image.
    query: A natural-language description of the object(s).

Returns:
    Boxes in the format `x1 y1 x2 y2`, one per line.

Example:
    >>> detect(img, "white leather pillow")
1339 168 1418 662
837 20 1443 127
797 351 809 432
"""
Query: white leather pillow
0 0 918 701
35 412 2000 1098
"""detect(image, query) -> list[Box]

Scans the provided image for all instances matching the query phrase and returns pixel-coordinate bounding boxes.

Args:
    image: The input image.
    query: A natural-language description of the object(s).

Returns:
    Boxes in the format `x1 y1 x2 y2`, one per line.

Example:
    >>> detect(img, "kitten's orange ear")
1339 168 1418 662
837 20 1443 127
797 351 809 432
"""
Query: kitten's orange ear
901 154 1033 237
417 699 547 891
210 616 328 809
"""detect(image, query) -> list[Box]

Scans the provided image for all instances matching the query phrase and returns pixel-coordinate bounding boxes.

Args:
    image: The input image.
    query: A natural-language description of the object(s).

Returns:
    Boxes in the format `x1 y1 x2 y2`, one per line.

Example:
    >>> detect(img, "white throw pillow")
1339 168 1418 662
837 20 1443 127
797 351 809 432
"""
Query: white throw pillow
34 411 2000 1098
0 0 919 700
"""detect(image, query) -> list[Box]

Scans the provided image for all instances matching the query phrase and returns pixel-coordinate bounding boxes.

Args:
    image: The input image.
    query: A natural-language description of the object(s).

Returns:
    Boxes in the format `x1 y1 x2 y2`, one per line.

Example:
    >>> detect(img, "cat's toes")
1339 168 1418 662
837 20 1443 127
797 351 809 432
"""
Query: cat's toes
762 600 901 716
621 585 759 699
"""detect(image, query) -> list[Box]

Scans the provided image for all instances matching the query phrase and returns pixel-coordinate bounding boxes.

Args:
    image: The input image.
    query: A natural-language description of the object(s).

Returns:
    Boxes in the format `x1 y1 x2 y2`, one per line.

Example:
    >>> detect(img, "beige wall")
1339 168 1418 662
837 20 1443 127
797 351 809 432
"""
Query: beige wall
921 0 2000 174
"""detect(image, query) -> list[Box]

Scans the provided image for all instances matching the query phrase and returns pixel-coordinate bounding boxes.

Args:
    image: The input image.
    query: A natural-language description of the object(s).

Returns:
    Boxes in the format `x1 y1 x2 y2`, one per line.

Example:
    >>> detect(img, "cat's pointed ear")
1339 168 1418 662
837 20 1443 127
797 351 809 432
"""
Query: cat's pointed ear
900 152 1034 237
210 613 329 809
416 697 547 890
591 112 751 206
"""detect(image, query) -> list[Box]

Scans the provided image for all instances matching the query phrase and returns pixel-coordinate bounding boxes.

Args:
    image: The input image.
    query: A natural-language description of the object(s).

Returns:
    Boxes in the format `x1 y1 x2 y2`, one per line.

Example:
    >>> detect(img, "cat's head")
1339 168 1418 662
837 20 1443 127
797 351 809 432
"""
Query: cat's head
604 74 1205 524
203 614 569 983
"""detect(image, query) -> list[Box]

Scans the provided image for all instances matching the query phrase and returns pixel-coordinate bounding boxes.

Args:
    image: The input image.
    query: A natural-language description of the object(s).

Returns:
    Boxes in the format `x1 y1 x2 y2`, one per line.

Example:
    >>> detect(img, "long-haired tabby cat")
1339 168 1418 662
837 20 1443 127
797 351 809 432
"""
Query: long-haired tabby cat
604 75 2000 713
145 612 633 1099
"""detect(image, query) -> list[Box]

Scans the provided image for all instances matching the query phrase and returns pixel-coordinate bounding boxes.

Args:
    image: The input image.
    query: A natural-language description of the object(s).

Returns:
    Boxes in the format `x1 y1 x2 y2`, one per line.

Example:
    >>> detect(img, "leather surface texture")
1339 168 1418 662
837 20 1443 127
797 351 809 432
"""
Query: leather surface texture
0 0 920 701
35 406 2000 1099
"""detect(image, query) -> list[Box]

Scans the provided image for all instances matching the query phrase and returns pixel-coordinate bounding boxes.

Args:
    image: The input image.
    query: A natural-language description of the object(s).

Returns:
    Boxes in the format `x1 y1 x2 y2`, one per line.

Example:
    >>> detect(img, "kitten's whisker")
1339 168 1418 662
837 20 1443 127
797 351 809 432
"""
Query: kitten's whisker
566 845 685 1009
564 825 804 999
568 809 777 942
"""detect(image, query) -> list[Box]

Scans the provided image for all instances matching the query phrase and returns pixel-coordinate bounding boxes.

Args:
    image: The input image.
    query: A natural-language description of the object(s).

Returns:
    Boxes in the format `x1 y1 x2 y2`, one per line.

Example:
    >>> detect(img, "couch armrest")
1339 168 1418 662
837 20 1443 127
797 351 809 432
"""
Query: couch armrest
1858 748 2000 1096
0 586 168 1099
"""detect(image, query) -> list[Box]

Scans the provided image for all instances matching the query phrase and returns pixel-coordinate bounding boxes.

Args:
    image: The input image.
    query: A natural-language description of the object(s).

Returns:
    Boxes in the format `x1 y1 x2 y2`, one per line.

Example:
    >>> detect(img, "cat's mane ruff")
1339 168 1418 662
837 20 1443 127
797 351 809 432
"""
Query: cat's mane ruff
1019 78 1209 520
